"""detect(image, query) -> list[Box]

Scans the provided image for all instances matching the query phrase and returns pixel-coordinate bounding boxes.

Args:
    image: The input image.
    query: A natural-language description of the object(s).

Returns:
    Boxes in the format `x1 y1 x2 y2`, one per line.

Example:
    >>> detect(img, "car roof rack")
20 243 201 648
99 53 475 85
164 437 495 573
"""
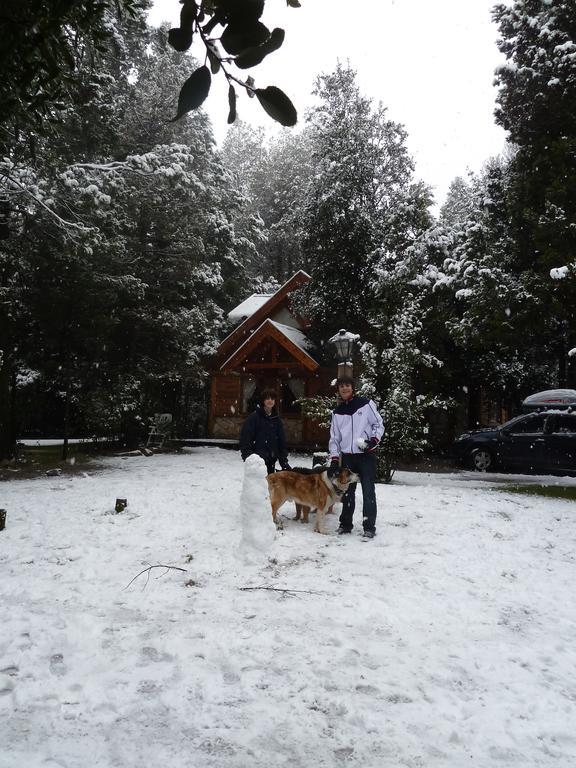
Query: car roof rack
522 389 576 411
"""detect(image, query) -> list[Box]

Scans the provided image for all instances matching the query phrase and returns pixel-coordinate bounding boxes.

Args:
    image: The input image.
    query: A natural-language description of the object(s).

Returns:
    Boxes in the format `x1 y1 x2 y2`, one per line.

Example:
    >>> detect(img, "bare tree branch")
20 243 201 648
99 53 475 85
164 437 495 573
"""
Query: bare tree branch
238 585 324 596
123 564 188 591
0 171 92 233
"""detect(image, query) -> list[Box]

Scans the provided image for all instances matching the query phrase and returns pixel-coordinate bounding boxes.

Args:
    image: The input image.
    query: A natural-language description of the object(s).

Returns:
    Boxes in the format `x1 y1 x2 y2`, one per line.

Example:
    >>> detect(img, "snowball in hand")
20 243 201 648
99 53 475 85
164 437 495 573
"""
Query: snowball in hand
356 437 368 449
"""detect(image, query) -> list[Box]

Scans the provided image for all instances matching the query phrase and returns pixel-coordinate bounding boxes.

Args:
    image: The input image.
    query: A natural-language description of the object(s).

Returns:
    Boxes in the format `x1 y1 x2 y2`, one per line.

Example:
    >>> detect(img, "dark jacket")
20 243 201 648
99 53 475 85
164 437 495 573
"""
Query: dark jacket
240 405 288 466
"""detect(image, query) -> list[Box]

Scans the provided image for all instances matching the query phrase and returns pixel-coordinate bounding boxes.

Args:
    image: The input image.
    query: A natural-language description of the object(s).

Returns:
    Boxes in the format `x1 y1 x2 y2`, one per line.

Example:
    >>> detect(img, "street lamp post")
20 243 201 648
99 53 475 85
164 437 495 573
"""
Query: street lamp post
328 329 359 379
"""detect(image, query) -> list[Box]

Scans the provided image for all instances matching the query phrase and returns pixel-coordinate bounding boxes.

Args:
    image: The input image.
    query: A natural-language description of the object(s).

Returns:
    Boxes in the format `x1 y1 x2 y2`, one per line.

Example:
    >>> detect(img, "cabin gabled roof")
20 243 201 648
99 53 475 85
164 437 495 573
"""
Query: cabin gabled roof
227 293 273 323
214 270 310 365
219 318 319 372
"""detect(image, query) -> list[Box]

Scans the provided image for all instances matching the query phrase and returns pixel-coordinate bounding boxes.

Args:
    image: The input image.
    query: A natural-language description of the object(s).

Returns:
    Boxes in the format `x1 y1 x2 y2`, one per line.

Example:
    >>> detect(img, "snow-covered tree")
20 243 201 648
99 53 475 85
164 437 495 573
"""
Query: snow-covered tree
294 63 447 461
440 176 475 230
221 123 312 281
493 0 576 268
422 159 561 418
253 130 313 279
357 289 446 481
300 63 423 341
0 17 262 456
492 0 576 386
0 0 148 137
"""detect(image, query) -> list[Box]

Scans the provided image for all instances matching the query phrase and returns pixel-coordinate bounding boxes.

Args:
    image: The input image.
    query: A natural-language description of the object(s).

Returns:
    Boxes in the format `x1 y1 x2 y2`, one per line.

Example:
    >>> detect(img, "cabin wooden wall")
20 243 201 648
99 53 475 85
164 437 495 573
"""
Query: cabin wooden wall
209 368 335 448
209 374 241 437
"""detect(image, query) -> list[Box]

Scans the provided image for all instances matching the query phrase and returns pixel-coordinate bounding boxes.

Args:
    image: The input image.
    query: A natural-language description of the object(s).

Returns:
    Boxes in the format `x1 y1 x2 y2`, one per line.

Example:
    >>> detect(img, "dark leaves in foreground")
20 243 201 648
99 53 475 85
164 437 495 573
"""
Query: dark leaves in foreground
255 86 297 127
170 65 211 121
168 0 299 127
235 27 285 69
221 20 270 55
168 27 193 52
168 0 197 52
227 85 237 124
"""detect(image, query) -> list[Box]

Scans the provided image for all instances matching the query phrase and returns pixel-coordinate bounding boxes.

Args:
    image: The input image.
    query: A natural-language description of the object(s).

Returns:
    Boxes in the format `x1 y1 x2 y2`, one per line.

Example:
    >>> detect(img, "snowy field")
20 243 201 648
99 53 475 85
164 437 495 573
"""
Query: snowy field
1 447 576 768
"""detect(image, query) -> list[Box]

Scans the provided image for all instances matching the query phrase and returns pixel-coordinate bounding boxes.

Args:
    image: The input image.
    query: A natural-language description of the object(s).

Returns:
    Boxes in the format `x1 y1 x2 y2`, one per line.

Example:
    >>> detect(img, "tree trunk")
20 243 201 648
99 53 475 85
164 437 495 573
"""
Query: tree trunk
467 383 482 430
558 339 567 388
568 336 576 389
121 412 141 449
377 451 395 484
62 387 70 461
0 358 15 460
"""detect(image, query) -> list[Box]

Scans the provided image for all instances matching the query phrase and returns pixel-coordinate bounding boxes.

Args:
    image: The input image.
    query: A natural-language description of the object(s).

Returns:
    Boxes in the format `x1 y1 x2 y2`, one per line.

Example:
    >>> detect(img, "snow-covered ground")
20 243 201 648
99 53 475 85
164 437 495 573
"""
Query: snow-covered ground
1 448 576 768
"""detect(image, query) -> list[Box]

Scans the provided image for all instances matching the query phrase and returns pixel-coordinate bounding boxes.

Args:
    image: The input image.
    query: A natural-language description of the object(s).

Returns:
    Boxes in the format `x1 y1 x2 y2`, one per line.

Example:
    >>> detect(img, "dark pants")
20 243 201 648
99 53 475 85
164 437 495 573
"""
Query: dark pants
265 459 276 475
339 453 378 533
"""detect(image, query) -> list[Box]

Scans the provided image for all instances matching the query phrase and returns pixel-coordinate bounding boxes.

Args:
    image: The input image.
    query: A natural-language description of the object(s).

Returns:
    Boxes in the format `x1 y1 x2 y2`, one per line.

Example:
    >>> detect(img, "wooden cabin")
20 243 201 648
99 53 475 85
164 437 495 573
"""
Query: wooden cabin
208 271 333 448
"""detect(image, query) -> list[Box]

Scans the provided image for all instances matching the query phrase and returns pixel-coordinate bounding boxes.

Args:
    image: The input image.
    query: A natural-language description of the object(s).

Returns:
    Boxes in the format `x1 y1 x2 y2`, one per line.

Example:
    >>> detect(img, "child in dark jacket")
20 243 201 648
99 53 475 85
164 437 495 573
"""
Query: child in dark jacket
240 388 290 475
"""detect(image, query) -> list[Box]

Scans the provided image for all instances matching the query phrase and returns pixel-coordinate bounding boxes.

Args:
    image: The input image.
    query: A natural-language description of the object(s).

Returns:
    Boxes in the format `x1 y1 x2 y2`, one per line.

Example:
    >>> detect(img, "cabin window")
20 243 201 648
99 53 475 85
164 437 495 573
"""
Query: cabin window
281 379 305 414
242 379 257 413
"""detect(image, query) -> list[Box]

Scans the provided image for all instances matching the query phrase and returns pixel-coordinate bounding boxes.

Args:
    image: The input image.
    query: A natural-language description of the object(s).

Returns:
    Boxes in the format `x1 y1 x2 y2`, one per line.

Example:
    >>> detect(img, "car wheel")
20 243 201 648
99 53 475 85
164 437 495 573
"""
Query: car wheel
471 448 493 472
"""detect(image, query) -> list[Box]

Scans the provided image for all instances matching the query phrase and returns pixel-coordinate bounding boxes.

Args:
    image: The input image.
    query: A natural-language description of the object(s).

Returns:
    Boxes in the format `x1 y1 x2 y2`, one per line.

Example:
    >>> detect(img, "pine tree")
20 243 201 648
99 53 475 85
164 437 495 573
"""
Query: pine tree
221 123 312 281
0 0 148 138
358 286 446 481
440 176 475 229
0 15 263 455
427 159 559 418
296 63 445 463
493 0 576 385
300 63 419 342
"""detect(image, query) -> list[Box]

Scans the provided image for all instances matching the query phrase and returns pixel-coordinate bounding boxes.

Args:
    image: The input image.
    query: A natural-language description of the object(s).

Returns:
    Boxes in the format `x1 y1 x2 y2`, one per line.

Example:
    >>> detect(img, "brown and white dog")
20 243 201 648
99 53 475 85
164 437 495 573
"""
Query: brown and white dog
267 466 359 534
291 468 334 524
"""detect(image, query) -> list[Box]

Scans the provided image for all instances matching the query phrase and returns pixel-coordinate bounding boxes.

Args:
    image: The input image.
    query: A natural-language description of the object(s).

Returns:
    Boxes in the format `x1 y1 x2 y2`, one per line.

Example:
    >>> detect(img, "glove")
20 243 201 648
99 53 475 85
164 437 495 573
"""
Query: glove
363 437 379 453
327 459 340 478
280 460 292 471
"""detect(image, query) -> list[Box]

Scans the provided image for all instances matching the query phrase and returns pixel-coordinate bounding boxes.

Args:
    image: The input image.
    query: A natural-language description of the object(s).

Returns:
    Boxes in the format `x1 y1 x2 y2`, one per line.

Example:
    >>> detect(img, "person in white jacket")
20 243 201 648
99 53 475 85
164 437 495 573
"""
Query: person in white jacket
328 376 384 538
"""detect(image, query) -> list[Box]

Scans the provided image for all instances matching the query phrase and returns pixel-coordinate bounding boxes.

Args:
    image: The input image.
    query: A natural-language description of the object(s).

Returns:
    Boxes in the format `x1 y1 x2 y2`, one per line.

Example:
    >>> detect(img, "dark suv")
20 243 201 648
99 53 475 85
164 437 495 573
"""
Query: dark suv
453 411 576 474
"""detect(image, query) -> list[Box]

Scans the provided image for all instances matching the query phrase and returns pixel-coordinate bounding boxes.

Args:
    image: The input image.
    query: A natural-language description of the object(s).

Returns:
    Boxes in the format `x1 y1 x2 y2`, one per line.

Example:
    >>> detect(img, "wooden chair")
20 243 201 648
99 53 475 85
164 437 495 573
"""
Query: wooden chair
146 413 173 449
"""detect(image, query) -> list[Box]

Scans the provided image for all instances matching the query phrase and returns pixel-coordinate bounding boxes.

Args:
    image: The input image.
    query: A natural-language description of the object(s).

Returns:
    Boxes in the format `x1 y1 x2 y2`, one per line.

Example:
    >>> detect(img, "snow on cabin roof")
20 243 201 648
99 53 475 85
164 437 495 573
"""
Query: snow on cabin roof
227 294 273 323
219 319 317 371
269 321 313 353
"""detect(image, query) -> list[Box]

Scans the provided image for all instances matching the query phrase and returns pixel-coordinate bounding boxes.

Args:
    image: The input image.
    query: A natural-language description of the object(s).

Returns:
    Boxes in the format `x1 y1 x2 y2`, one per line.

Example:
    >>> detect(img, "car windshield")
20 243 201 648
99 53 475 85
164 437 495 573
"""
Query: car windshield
500 414 546 434
499 414 529 431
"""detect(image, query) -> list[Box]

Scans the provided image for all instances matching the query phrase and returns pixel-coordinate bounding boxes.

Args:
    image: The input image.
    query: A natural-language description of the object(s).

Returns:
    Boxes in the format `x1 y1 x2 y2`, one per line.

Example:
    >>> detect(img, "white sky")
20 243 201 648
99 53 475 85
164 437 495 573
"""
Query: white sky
148 0 509 208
